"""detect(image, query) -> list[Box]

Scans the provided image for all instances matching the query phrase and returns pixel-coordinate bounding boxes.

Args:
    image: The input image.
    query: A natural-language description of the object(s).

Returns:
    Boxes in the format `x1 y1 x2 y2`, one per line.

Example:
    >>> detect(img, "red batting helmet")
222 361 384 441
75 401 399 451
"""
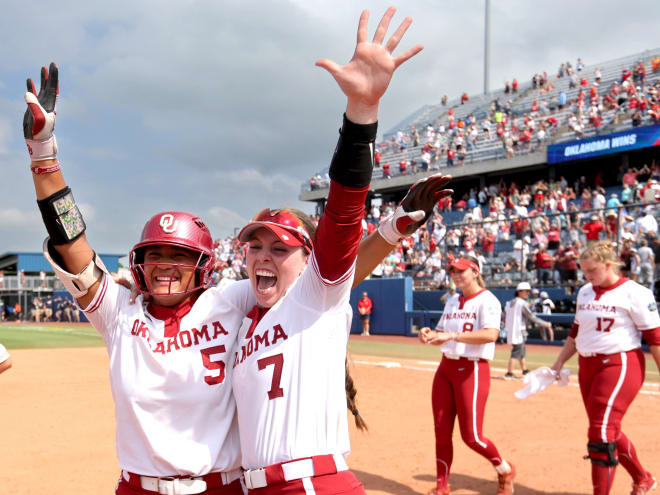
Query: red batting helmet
129 211 216 296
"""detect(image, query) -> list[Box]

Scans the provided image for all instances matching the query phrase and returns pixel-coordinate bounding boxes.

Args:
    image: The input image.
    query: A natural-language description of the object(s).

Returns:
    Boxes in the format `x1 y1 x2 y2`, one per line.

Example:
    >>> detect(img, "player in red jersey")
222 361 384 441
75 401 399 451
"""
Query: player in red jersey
419 256 515 495
552 241 660 495
358 292 373 336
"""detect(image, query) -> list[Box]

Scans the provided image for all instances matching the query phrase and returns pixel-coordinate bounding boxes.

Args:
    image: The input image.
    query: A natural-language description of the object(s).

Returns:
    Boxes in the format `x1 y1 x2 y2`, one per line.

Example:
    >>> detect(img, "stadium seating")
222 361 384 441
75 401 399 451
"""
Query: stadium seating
303 47 660 190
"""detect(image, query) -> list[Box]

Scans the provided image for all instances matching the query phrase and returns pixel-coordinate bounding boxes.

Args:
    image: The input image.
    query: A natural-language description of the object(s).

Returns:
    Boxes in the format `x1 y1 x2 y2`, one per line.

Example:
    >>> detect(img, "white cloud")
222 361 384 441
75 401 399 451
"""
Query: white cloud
205 206 248 239
214 169 300 194
1 0 660 253
78 202 96 222
0 118 12 153
0 208 41 229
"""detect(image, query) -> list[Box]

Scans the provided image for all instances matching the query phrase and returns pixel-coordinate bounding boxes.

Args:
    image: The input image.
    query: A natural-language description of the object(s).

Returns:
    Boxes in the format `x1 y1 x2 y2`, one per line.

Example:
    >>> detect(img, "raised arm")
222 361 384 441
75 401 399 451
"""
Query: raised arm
313 8 423 281
353 173 452 287
24 64 105 309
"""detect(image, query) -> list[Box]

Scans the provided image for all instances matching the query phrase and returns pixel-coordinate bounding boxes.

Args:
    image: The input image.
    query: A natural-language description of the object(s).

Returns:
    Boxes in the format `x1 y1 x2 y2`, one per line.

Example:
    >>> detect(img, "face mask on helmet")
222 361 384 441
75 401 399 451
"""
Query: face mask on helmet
129 212 216 297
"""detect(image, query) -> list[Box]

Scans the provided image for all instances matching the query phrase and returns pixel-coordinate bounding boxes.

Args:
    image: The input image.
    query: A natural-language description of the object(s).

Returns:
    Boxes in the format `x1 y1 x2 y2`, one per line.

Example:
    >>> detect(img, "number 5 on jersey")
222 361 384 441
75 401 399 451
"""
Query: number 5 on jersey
201 345 226 385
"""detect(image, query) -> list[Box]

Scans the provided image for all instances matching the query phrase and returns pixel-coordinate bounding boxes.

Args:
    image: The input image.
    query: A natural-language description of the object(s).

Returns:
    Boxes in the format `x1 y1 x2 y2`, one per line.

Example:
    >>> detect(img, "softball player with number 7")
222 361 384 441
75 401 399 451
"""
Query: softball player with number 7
551 241 660 495
233 8 429 494
419 255 515 495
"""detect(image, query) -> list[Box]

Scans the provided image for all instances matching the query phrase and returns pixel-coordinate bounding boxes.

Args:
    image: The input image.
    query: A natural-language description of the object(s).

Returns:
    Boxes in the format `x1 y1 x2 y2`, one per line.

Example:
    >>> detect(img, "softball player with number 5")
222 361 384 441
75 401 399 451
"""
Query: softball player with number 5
551 241 660 495
420 255 515 495
23 62 260 494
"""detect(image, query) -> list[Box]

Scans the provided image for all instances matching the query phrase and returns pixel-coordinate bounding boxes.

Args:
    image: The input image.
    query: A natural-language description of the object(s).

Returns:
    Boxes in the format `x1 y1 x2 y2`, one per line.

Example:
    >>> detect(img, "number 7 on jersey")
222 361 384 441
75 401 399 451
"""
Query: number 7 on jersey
258 354 284 399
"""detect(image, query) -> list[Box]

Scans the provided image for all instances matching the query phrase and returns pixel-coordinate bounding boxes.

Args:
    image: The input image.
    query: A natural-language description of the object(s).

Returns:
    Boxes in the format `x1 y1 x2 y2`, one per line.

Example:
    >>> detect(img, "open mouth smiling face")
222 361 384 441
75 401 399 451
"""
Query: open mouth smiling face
142 245 200 304
247 228 309 309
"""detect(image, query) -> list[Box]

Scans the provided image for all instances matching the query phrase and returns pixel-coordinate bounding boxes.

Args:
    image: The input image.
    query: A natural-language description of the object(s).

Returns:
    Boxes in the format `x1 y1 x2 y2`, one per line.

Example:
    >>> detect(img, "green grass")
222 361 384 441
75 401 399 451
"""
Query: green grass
348 339 576 370
348 339 660 382
1 324 657 382
0 323 103 349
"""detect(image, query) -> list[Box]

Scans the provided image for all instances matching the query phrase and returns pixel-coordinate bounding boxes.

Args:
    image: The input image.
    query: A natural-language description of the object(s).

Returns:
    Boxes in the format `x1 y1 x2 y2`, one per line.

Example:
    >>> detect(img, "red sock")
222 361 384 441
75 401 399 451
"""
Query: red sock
434 443 451 489
591 464 617 495
616 432 646 482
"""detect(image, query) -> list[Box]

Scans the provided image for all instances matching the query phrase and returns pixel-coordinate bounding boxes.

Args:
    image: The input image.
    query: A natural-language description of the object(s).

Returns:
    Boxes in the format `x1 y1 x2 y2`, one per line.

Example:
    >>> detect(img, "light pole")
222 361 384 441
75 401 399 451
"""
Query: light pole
484 0 491 95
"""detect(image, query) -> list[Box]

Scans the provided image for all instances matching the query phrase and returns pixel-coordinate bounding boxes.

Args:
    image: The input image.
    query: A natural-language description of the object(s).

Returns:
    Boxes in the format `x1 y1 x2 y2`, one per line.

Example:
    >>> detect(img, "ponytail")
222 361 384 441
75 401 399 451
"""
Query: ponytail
345 358 367 431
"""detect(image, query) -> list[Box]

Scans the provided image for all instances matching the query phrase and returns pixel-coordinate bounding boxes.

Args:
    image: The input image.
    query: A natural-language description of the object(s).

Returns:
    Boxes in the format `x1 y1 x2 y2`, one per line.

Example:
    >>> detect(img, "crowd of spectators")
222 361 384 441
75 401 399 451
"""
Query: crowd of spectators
2 166 659 319
307 54 660 189
0 295 79 322
223 161 660 296
359 162 660 292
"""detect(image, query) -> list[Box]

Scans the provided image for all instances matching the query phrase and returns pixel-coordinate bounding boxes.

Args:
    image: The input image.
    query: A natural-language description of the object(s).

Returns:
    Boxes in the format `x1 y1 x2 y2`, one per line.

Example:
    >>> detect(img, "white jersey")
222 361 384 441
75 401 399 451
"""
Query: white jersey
436 289 501 360
541 298 555 314
0 343 9 363
443 292 459 307
82 274 254 476
574 278 660 355
232 254 354 469
504 298 527 345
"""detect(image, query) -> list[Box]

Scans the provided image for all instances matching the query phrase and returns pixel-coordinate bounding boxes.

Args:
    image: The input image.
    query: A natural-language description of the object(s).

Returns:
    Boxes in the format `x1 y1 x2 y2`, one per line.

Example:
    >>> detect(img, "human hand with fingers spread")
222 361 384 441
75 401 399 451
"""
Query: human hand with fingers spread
316 6 423 123
23 62 59 163
379 173 453 244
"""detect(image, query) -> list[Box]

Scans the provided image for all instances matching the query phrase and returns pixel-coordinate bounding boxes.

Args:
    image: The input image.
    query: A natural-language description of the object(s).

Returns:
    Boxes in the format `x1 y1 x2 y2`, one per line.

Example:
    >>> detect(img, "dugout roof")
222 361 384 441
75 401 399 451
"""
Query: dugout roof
0 251 124 274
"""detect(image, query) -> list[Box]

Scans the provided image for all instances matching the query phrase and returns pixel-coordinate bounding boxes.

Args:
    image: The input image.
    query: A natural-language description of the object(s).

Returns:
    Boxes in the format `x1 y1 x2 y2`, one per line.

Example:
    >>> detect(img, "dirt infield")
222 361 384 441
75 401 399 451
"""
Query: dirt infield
1 345 659 494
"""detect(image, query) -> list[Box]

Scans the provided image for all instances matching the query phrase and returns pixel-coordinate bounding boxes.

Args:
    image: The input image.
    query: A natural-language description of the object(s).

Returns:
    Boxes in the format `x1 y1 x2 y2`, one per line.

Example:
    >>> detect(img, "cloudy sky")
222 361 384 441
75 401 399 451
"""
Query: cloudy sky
1 0 659 255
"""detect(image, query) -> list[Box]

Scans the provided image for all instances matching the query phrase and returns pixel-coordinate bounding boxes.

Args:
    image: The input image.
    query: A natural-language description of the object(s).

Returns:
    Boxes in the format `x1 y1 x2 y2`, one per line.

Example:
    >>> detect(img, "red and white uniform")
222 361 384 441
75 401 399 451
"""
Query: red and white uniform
437 289 501 360
79 275 254 490
357 297 372 315
571 278 660 494
573 279 660 354
234 182 367 494
431 289 505 491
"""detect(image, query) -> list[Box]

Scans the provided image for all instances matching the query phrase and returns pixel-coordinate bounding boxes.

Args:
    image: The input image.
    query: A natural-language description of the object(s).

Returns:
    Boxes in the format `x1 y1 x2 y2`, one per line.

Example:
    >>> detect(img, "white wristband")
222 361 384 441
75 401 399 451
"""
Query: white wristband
26 135 58 161
377 212 402 245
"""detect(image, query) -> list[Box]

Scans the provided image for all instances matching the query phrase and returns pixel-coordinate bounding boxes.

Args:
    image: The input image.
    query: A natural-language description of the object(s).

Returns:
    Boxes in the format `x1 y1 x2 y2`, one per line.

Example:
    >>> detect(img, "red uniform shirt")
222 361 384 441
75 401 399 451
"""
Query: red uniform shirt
481 234 495 253
358 298 373 315
558 247 578 271
535 251 553 269
583 221 605 241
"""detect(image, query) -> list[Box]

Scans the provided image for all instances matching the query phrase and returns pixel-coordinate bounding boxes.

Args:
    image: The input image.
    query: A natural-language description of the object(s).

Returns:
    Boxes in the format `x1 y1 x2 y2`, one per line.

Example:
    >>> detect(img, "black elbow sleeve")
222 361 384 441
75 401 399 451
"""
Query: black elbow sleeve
328 114 377 188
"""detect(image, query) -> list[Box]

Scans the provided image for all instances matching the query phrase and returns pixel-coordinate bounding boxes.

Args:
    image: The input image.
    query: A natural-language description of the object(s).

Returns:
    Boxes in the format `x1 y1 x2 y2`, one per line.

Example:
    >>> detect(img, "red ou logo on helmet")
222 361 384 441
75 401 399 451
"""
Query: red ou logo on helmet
159 214 179 234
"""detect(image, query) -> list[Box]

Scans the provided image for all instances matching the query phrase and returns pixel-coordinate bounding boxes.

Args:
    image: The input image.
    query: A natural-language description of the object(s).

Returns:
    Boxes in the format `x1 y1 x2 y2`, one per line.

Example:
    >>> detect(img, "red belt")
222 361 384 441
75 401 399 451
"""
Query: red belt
443 354 487 363
122 469 241 494
579 349 639 358
243 454 348 489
